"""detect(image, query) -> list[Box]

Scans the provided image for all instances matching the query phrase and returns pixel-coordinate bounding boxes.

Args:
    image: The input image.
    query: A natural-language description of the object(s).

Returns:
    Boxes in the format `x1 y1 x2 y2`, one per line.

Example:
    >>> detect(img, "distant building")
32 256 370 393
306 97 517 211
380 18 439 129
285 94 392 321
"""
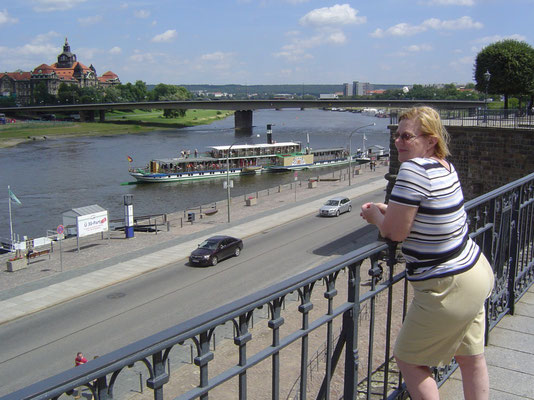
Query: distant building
352 81 373 96
342 83 353 97
0 38 120 105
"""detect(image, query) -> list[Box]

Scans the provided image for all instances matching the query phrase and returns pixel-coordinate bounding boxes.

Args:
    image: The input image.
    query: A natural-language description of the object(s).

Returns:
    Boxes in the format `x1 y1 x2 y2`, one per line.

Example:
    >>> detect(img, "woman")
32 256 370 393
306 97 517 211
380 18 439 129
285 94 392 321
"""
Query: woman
360 106 494 400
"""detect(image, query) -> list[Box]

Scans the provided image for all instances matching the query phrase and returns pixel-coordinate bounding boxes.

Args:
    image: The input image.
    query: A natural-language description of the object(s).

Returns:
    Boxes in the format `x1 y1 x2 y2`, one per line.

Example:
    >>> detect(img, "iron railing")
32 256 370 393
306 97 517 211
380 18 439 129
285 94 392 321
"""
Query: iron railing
390 108 534 130
2 172 534 400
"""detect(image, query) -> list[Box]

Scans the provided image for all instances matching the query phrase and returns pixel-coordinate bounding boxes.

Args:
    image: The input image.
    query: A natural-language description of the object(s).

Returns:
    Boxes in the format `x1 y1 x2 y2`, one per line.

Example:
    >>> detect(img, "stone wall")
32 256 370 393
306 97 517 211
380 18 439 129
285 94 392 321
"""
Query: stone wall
386 125 534 201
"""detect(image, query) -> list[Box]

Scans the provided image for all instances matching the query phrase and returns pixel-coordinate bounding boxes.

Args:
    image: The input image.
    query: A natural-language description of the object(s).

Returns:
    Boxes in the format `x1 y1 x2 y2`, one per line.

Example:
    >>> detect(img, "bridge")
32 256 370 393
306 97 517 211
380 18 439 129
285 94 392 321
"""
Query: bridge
0 99 485 129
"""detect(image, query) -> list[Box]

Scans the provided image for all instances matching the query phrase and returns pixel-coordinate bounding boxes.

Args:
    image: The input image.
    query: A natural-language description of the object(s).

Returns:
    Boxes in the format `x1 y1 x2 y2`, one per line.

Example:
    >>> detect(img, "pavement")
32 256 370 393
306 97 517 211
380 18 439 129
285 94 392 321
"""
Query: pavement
1 161 533 400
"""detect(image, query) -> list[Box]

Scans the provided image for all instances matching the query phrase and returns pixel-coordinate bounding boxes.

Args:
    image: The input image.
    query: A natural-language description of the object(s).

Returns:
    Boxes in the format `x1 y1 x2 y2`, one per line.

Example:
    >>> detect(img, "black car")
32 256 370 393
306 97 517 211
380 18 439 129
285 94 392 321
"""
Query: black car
189 235 243 266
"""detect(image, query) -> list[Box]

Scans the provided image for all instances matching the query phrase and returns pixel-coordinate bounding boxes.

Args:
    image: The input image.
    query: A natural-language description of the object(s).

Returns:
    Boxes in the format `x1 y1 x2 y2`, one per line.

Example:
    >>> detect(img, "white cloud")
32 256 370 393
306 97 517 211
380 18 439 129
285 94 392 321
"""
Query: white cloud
423 16 482 30
129 51 156 63
134 10 150 18
78 15 102 26
109 46 122 55
473 34 527 45
405 44 433 52
151 29 177 43
300 4 366 27
32 0 87 12
372 16 482 38
424 0 475 5
0 9 19 25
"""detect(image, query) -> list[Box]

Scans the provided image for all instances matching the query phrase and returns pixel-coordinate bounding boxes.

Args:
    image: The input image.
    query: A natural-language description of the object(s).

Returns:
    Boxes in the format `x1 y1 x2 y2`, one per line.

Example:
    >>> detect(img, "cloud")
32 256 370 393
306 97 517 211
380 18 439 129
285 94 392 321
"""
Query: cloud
32 0 87 12
78 15 102 26
276 4 364 63
423 0 475 5
405 44 433 52
371 16 482 38
109 46 122 55
0 9 19 25
151 29 177 43
134 9 150 18
129 51 156 63
300 4 366 27
472 34 527 45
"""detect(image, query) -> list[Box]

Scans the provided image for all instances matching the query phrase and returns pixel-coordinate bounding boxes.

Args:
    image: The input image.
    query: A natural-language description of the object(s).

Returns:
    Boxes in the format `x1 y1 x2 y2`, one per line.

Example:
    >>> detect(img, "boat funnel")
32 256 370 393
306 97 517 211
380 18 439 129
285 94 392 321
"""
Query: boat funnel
266 124 273 144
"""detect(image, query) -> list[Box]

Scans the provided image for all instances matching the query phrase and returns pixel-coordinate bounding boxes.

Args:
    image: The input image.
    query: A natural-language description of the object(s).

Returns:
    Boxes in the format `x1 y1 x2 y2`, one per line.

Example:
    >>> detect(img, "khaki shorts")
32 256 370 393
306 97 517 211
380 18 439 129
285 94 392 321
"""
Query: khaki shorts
394 254 495 367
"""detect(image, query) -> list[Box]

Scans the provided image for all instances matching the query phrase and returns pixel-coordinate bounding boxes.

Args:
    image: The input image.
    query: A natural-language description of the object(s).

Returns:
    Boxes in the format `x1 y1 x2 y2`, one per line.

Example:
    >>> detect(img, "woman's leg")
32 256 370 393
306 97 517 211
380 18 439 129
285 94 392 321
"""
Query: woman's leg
395 357 440 400
455 354 489 400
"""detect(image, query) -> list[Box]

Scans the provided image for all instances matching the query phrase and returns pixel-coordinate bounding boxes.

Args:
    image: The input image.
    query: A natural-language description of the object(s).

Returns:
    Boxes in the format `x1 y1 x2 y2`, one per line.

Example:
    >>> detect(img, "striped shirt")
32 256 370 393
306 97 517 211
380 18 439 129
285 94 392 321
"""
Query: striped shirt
389 158 480 281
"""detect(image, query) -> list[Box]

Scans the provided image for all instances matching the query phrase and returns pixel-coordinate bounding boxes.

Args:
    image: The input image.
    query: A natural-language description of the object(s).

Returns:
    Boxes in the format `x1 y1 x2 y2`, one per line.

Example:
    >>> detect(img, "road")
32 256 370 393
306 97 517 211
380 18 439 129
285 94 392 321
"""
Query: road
0 189 383 396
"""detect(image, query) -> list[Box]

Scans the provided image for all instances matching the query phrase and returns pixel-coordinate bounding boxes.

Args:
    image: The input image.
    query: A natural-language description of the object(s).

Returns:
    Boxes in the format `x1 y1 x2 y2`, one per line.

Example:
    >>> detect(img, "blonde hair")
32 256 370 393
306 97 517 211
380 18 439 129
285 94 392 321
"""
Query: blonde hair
398 106 450 159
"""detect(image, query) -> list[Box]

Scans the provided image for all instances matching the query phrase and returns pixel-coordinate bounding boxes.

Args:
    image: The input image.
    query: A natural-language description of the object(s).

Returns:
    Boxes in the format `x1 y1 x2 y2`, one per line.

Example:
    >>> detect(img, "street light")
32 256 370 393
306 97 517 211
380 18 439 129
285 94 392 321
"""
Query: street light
226 142 238 223
484 70 491 123
226 134 260 223
348 123 375 186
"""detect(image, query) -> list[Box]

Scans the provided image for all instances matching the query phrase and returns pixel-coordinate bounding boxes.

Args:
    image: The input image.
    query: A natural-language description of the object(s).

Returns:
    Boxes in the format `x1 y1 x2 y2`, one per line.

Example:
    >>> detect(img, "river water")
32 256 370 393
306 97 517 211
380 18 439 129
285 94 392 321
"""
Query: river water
1 109 391 240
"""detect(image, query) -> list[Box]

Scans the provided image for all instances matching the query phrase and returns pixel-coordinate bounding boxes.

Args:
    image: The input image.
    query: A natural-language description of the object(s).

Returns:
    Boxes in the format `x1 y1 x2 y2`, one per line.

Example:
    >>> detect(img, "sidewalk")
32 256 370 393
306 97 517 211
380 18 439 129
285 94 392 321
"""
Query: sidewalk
0 164 389 325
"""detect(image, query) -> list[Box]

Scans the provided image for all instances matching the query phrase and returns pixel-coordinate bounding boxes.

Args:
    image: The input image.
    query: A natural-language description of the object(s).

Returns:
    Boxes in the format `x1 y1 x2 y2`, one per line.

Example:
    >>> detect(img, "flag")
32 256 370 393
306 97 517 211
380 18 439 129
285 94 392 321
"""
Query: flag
127 155 133 163
9 188 21 205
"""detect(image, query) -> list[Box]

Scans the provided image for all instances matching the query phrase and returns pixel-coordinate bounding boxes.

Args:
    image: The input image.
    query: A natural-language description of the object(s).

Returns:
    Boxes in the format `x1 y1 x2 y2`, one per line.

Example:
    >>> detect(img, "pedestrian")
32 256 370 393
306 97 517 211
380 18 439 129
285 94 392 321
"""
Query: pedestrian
75 352 87 366
360 106 494 400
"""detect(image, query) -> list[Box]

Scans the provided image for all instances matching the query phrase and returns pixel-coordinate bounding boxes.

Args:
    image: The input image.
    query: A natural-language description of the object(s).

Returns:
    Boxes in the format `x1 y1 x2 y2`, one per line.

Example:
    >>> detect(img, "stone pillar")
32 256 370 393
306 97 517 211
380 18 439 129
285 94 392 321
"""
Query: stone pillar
79 110 95 122
99 110 106 122
234 110 253 130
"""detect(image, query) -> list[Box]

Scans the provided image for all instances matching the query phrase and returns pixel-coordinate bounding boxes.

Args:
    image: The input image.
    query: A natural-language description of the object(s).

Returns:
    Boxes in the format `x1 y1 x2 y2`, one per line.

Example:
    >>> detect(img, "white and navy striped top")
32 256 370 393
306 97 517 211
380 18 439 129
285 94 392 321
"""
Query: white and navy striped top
389 158 481 281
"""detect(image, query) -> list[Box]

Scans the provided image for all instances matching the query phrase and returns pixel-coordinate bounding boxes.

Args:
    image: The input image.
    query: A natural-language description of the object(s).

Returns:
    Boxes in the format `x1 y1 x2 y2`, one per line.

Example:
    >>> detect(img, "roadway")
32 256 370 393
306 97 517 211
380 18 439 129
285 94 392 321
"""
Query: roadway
0 189 384 396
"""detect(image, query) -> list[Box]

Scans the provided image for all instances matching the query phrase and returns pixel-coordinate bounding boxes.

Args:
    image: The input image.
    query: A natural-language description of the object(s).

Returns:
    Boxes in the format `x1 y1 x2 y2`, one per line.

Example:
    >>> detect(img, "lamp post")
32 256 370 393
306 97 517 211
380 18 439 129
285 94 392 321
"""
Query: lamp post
226 142 237 223
484 70 491 123
348 123 375 186
226 135 260 223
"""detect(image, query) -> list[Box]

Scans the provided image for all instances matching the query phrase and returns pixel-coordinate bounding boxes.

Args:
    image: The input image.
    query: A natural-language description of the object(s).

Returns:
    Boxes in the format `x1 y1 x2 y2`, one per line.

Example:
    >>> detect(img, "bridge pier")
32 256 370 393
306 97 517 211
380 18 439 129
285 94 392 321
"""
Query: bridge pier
234 110 253 131
79 110 95 122
99 110 106 122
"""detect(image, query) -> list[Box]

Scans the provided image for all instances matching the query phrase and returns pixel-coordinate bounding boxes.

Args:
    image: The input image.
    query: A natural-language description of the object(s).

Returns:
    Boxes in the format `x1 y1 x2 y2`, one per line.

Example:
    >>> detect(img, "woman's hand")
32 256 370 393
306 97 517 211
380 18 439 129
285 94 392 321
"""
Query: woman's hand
360 202 386 226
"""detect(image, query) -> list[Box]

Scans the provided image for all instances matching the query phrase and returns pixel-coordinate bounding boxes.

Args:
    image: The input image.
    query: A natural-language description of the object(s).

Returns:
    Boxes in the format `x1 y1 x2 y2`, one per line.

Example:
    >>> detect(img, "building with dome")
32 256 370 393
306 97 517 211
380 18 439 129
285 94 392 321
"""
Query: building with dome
0 38 120 105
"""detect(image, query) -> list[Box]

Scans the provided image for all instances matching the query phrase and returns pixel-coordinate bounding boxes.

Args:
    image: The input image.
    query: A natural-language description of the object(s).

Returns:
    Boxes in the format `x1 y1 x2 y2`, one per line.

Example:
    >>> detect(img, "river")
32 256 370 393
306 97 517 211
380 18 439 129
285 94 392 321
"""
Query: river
0 109 391 240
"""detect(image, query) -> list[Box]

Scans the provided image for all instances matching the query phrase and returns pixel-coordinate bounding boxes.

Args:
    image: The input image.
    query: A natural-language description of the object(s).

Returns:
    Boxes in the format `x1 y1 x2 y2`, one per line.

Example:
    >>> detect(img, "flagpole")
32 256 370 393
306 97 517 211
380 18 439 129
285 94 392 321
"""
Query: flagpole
8 185 14 252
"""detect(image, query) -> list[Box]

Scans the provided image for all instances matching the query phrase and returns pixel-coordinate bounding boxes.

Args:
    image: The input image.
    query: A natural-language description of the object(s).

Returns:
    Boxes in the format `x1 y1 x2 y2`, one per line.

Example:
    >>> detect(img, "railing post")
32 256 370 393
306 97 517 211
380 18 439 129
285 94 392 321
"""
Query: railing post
298 284 314 400
343 263 361 400
268 298 285 400
194 331 214 400
146 351 169 400
234 313 253 400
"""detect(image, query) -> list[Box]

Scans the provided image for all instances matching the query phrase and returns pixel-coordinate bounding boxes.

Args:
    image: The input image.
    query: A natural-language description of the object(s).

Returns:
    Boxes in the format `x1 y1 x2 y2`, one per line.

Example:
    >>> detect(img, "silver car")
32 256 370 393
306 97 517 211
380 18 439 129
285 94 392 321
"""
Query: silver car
319 196 352 217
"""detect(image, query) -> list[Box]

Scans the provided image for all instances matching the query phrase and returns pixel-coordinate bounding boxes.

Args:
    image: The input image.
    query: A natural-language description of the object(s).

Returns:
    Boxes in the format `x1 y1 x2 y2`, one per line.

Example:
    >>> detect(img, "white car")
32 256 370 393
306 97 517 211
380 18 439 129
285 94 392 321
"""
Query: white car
319 196 352 217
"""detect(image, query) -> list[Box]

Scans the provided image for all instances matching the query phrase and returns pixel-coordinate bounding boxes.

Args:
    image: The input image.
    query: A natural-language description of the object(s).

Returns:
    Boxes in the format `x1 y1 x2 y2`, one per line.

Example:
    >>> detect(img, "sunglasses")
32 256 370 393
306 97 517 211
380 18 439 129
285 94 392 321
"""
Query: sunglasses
392 132 419 142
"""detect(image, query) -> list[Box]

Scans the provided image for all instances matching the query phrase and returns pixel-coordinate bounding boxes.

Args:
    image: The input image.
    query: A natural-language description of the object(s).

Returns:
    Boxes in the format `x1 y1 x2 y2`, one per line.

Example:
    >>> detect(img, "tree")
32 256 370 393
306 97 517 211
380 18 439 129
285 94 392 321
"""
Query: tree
474 39 534 110
149 84 191 118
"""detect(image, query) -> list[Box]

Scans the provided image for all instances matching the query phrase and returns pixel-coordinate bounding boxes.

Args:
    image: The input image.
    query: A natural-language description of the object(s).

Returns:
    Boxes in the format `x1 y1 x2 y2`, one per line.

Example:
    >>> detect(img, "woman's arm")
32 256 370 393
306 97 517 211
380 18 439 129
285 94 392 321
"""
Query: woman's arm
361 201 418 242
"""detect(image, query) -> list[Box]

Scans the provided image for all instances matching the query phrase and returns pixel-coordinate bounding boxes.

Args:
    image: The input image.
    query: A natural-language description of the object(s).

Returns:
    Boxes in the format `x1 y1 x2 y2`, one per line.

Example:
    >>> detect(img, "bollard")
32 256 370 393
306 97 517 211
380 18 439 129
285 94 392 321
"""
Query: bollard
167 221 170 232
139 372 143 394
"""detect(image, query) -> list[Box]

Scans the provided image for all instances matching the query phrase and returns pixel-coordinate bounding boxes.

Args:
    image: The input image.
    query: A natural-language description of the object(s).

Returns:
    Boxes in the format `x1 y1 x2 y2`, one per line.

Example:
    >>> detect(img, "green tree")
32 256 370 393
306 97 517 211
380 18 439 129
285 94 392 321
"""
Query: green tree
32 81 57 105
474 39 534 110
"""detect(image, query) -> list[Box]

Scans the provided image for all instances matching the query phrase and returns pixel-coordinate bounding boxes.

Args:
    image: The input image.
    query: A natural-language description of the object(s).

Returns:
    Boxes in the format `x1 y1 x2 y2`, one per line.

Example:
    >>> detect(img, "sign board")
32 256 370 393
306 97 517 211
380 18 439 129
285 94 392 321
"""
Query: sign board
77 210 109 238
57 225 64 235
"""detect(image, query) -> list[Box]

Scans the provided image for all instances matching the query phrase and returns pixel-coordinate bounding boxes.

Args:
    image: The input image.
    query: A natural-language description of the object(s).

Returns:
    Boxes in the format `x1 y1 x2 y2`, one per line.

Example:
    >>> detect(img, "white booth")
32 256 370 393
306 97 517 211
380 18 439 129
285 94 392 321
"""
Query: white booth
62 205 109 251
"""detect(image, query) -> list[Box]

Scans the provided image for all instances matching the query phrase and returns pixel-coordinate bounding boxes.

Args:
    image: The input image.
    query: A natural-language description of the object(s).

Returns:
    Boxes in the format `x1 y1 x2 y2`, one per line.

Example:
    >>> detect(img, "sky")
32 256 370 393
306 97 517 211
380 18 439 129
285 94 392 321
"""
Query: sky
0 0 531 86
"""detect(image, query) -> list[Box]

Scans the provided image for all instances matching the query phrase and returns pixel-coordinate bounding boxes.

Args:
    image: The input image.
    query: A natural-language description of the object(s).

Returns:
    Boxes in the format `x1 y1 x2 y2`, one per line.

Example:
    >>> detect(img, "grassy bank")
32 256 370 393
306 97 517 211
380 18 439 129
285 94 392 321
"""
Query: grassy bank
0 109 234 148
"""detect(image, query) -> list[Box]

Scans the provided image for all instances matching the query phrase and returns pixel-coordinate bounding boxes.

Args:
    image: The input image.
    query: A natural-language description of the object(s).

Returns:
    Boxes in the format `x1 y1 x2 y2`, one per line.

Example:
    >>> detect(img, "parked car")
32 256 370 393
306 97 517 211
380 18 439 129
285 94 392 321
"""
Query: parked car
189 235 243 266
319 196 352 217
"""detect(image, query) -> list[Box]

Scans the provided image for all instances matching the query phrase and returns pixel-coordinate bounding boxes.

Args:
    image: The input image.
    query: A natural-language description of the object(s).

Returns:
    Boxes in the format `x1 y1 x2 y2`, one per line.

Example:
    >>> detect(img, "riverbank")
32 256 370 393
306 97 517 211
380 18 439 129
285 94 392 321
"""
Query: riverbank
0 109 234 148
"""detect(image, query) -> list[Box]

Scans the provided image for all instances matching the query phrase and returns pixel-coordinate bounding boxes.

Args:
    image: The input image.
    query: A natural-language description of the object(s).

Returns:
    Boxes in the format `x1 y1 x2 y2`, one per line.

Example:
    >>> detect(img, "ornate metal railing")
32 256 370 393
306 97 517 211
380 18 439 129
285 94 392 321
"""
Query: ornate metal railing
390 108 534 130
2 172 534 400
